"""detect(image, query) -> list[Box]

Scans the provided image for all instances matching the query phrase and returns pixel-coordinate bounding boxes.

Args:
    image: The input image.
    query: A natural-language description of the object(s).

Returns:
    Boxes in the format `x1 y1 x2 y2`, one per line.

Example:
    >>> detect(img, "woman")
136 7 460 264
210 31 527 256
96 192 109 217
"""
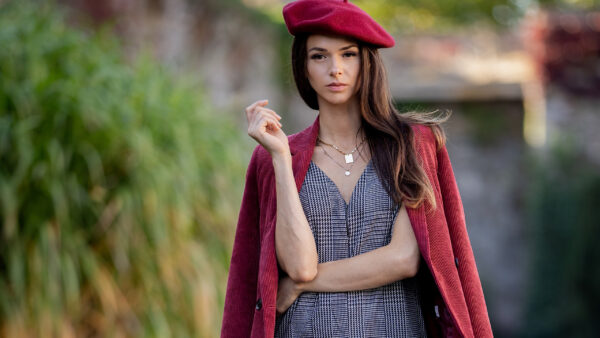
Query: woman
221 1 493 337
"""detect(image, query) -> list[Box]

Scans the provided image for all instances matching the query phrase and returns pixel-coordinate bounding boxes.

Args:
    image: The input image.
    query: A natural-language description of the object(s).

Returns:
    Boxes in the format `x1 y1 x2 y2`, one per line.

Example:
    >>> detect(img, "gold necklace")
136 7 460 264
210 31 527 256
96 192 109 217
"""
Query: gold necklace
317 136 366 164
321 146 355 176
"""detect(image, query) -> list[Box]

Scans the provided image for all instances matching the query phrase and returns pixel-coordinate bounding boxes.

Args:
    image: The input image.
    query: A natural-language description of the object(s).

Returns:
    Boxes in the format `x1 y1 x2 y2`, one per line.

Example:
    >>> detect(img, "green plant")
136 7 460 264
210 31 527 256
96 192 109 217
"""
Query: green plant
522 141 600 338
0 1 249 336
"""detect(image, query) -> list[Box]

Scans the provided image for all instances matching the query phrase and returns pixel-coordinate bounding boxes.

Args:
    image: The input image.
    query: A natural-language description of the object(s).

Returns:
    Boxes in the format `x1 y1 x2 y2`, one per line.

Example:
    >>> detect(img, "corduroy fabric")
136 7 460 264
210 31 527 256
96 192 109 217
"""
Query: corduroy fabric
282 0 395 48
220 114 493 338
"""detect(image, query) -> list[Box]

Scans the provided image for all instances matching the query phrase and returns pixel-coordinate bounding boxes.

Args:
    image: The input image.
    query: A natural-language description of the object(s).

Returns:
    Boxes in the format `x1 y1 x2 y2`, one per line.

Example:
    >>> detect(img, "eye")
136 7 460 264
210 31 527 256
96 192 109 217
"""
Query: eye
310 54 325 60
343 52 357 57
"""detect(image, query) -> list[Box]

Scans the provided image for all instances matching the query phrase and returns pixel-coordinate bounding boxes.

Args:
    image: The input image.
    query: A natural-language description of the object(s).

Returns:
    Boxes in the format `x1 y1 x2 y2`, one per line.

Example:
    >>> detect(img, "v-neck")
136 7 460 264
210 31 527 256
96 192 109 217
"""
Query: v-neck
309 158 373 208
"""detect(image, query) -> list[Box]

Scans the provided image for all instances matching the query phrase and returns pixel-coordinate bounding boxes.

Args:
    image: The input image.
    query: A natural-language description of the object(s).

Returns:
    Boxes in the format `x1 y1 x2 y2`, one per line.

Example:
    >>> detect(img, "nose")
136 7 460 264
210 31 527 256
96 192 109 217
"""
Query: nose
330 67 342 77
329 56 343 77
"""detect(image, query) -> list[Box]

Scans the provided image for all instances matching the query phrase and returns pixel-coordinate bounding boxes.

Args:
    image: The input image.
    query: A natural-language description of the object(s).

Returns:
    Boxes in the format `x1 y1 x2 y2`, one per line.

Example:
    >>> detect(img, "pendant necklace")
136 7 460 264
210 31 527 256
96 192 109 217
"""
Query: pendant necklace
321 146 354 176
317 136 366 164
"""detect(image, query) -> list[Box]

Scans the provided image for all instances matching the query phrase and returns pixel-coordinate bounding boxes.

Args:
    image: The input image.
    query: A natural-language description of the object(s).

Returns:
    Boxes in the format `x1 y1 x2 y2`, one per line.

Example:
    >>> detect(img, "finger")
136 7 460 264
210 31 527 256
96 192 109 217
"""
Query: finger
256 110 282 128
256 112 282 128
249 115 280 135
255 106 282 120
259 115 282 131
245 99 269 118
251 107 280 128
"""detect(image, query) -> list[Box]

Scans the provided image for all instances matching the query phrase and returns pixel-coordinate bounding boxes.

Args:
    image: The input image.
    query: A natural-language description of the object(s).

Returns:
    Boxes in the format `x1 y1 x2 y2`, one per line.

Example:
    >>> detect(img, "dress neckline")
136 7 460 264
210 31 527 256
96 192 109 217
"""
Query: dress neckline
309 158 373 207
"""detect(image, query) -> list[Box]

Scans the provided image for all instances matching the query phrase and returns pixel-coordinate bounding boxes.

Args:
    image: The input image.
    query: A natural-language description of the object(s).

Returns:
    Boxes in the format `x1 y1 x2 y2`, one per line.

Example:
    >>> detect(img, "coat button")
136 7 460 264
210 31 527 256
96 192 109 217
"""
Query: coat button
255 298 262 310
455 257 459 268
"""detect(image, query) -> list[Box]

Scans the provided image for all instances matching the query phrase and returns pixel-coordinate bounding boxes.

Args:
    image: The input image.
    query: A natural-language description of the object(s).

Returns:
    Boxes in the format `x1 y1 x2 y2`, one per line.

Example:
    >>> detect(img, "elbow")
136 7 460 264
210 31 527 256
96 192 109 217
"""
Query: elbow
394 248 421 279
404 255 420 278
288 265 318 283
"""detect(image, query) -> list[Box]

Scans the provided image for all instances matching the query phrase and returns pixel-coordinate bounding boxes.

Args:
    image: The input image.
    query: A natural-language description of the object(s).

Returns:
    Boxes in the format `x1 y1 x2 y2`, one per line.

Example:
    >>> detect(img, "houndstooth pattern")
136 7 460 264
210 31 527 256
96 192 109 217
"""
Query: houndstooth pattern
274 159 428 338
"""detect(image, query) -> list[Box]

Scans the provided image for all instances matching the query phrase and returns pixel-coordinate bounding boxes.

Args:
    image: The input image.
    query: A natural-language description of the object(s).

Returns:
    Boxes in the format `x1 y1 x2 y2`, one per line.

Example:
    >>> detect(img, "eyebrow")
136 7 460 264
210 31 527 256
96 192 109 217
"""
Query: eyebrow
308 44 358 53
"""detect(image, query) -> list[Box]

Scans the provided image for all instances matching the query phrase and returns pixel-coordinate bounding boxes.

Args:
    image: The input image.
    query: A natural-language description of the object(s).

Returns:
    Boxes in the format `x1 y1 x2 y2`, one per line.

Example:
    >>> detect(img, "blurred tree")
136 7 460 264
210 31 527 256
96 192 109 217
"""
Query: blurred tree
353 0 600 31
0 0 249 336
522 141 600 338
353 0 520 31
240 0 600 32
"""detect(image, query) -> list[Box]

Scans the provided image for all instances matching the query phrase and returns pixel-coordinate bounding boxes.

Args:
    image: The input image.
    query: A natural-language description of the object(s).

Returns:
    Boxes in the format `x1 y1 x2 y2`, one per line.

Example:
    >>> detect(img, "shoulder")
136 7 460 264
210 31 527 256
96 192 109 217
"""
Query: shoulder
410 123 439 155
409 123 449 178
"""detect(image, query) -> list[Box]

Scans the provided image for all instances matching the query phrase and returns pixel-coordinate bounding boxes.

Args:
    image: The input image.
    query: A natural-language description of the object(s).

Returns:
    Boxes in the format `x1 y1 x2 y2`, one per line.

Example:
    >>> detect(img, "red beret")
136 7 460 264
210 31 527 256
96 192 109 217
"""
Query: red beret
282 0 395 48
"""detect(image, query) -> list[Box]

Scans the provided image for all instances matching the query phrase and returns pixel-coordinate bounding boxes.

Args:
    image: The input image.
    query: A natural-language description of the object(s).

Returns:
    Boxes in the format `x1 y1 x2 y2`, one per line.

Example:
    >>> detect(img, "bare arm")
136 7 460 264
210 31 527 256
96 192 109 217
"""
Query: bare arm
276 202 420 315
297 202 420 292
272 151 319 283
245 100 318 283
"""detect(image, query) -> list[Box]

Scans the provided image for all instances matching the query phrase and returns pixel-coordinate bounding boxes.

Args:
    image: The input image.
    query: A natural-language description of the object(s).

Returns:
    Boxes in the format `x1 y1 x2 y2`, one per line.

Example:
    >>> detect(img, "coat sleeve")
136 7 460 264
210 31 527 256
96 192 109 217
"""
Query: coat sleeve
436 143 494 337
221 146 261 338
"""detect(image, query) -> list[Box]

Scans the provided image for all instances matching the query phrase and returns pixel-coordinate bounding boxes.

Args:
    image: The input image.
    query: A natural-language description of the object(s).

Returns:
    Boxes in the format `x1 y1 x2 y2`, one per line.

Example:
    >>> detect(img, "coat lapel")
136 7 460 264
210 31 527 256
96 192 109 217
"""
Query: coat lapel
289 114 321 193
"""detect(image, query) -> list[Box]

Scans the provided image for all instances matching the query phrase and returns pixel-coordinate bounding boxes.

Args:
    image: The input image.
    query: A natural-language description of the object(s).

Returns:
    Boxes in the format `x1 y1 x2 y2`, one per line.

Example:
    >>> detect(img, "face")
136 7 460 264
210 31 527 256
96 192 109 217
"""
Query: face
306 34 361 107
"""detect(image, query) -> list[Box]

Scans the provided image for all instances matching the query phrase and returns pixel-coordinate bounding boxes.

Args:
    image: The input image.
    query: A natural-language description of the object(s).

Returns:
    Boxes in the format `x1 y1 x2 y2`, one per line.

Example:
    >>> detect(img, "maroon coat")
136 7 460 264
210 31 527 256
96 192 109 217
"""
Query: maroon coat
221 115 493 337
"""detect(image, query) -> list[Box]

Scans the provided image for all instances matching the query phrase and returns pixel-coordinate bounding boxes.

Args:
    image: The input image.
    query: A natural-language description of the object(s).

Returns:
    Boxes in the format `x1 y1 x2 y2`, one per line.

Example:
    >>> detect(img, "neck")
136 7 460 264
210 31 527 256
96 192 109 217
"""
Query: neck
317 96 364 148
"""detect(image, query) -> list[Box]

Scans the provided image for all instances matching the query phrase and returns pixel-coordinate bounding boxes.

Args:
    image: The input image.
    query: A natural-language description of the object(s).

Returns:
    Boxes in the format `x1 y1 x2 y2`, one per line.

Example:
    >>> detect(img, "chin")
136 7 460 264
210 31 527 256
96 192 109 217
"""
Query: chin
319 93 353 106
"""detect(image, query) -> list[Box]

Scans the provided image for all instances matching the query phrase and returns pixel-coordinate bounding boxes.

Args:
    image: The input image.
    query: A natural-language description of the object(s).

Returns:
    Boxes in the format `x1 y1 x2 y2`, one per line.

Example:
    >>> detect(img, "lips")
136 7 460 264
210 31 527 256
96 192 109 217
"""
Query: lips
326 82 347 91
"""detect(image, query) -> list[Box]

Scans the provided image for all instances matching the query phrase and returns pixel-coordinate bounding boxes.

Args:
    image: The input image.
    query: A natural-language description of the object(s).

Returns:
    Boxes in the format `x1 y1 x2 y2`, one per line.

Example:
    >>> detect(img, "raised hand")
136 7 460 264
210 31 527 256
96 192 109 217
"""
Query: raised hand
245 99 289 156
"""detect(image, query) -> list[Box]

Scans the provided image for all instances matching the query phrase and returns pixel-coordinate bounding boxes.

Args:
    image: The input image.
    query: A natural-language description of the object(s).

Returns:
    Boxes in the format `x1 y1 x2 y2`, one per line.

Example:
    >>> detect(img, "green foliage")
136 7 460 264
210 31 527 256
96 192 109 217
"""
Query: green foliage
242 0 600 34
358 0 600 31
353 0 599 31
353 0 517 31
457 102 514 146
522 142 600 337
538 0 600 10
394 100 516 146
0 1 249 336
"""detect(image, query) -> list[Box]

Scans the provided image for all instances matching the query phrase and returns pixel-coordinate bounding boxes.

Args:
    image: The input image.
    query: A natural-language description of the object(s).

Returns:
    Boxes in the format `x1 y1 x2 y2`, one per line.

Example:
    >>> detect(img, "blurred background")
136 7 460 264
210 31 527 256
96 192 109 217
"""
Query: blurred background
1 0 599 337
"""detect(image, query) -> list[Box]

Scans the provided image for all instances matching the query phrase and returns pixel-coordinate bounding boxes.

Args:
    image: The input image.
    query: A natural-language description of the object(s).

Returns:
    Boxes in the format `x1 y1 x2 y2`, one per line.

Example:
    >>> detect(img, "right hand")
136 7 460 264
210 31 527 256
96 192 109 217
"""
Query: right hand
276 275 303 316
245 99 289 156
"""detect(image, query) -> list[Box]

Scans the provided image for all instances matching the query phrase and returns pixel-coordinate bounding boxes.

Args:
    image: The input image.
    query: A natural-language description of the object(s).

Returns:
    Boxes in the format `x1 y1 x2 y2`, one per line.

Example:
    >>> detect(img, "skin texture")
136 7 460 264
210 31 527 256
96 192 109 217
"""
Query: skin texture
244 33 421 317
246 98 318 283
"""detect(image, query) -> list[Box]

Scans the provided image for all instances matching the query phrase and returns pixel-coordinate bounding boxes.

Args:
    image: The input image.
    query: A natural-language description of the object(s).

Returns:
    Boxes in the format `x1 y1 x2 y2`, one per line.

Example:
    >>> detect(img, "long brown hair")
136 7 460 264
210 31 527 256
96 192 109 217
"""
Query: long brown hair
292 33 451 211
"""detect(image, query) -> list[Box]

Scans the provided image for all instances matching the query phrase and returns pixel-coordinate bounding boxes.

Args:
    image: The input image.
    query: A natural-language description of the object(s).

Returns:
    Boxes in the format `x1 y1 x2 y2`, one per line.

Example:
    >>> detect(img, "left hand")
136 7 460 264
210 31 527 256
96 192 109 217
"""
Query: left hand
276 276 303 316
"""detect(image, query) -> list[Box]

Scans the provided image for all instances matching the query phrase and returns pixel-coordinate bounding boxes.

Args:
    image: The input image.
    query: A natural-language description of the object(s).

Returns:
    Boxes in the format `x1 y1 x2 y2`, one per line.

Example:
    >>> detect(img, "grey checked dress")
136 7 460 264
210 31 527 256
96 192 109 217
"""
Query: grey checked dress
274 159 428 338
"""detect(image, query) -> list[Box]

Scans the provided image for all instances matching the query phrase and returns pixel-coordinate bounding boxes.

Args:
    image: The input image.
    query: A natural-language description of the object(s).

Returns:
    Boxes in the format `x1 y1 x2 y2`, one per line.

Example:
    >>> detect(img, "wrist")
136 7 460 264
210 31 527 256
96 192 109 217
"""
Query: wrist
294 279 308 293
271 149 292 165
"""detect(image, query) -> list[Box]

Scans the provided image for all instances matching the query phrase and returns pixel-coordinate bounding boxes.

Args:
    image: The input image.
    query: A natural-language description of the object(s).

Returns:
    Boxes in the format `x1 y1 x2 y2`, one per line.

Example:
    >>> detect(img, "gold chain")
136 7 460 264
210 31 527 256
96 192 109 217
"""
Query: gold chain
316 136 366 156
321 146 354 173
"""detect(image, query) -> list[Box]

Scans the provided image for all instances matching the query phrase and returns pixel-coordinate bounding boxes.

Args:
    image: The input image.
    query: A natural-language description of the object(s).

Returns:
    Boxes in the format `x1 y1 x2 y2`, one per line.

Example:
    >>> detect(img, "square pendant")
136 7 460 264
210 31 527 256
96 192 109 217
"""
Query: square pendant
345 153 354 164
